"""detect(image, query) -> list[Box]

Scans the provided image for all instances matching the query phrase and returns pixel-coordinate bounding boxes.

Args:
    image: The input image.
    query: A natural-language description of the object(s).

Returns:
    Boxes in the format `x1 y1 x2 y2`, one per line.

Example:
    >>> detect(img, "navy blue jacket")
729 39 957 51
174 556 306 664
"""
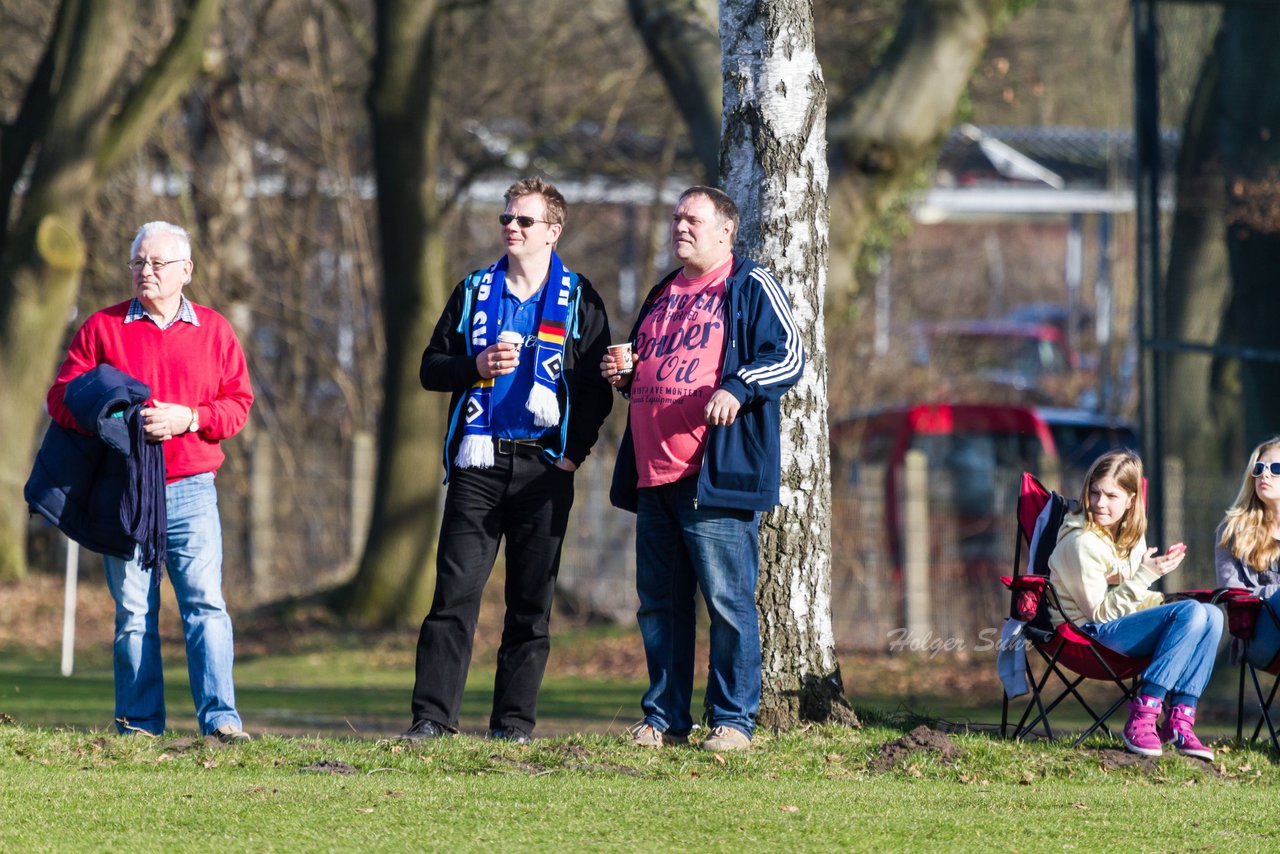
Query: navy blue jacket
610 256 805 512
25 365 156 559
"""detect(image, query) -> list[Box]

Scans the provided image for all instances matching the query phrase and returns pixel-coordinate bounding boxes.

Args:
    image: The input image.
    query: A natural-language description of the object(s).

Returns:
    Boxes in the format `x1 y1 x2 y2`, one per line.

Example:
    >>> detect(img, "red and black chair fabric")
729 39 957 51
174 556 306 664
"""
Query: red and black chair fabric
1223 592 1280 751
1000 472 1152 745
1165 586 1280 751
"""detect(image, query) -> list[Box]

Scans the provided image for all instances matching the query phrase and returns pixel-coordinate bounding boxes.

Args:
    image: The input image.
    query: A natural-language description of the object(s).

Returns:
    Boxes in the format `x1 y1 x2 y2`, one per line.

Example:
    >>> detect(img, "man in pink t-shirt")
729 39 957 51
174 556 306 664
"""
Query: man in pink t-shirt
604 186 804 753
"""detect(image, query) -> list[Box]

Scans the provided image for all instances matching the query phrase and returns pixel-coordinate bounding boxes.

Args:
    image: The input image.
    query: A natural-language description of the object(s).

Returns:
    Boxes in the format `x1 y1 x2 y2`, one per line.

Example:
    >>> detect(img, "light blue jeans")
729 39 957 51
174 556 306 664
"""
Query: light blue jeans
1246 592 1280 669
1083 599 1224 707
635 476 761 738
103 473 240 736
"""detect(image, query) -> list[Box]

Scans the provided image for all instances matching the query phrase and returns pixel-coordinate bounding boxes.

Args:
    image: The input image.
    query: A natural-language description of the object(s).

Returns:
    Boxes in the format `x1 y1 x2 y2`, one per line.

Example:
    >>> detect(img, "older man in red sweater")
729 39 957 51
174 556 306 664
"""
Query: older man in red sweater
47 221 254 742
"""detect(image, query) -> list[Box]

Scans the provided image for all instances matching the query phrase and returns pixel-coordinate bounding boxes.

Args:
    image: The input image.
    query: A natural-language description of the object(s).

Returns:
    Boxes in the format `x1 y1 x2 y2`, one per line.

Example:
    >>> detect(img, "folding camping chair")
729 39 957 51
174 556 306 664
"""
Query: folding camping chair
999 472 1152 745
1165 586 1280 753
1225 592 1280 753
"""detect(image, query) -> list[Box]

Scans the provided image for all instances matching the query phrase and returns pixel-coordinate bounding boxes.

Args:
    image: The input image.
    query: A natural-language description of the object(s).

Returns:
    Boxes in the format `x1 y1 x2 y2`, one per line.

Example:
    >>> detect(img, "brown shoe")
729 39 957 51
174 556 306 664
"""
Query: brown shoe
627 722 688 748
208 724 251 744
701 725 750 752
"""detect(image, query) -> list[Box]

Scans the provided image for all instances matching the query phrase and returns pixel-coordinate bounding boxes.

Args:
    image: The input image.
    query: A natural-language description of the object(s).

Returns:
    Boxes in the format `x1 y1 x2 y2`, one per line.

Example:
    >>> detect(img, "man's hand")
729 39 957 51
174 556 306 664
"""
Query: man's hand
140 400 194 443
554 458 578 472
477 342 519 379
601 354 632 389
704 389 741 427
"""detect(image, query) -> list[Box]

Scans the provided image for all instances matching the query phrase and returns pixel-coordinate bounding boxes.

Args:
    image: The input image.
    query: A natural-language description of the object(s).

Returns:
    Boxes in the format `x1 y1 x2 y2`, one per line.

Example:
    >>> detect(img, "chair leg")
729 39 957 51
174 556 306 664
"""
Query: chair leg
1073 692 1131 747
1238 659 1247 743
1248 666 1280 752
1015 662 1059 741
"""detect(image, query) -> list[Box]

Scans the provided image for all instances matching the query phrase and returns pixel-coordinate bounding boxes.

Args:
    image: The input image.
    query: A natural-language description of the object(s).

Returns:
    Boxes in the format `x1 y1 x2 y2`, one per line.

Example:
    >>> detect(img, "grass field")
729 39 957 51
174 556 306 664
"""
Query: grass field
3 577 1280 851
2 719 1278 852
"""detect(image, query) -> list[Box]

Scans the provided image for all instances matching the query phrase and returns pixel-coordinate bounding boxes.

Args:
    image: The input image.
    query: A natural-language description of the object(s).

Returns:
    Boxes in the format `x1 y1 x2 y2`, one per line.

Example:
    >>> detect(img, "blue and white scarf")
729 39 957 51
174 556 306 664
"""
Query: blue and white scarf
455 252 574 469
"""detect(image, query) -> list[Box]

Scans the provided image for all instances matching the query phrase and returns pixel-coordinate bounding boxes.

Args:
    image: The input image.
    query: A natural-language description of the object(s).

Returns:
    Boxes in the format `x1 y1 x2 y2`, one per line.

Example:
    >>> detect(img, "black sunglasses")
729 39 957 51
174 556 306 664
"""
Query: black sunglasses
499 214 551 228
1252 461 1280 478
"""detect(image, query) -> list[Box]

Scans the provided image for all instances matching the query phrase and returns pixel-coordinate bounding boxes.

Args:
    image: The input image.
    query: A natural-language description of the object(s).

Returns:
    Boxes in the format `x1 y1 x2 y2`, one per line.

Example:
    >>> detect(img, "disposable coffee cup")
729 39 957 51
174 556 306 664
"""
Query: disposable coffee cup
607 342 634 375
497 331 522 366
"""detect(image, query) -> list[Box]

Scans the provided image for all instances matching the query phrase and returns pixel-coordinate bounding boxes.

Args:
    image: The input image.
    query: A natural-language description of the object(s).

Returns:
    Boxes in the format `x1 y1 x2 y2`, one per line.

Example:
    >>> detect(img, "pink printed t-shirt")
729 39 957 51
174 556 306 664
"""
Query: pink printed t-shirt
630 257 732 487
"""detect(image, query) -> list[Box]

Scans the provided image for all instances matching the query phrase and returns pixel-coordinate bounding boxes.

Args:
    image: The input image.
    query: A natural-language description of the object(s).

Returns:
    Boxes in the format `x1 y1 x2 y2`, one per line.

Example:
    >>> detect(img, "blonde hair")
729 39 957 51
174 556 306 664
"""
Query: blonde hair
1220 436 1280 571
1079 449 1146 558
505 176 567 226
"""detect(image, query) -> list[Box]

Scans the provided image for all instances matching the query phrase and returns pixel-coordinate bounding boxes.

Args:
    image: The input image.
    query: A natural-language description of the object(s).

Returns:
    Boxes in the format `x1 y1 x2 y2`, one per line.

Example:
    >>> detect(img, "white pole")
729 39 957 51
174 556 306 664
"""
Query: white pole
902 449 931 640
60 537 79 677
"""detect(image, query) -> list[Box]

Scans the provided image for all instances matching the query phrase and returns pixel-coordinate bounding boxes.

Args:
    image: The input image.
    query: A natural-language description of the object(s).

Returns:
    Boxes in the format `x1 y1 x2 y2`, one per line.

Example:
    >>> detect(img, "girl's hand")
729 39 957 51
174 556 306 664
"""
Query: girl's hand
1141 545 1186 578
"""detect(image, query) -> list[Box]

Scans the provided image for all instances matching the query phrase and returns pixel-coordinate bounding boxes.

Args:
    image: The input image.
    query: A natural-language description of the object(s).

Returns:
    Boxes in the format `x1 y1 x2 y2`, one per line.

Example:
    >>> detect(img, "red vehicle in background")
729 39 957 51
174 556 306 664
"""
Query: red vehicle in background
831 402 1058 580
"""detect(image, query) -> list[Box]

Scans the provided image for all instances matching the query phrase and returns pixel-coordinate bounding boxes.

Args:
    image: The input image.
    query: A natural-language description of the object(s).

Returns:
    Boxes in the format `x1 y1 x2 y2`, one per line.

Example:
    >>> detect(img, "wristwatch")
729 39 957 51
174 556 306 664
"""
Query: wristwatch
188 406 200 434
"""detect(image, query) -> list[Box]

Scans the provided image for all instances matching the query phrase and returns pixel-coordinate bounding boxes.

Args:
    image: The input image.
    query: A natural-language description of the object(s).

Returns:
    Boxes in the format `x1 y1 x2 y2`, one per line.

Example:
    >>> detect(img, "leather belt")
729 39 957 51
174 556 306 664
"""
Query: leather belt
495 437 547 457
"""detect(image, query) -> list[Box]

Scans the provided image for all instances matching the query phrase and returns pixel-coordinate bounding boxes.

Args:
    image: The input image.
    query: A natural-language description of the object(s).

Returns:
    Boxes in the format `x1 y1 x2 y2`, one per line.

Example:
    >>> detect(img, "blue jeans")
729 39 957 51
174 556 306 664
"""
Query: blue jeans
1083 599 1223 706
635 476 761 738
1246 591 1280 669
103 473 240 736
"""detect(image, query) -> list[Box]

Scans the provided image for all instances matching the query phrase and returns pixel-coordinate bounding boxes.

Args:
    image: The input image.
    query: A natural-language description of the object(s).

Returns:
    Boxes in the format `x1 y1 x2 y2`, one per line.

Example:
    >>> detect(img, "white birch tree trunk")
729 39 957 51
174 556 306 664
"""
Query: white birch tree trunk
720 0 855 728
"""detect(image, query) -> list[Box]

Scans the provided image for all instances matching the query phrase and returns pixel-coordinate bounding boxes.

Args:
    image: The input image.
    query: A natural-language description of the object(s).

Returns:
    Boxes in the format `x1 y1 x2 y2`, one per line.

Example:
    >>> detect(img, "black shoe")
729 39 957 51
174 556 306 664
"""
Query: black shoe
396 719 450 742
488 727 532 744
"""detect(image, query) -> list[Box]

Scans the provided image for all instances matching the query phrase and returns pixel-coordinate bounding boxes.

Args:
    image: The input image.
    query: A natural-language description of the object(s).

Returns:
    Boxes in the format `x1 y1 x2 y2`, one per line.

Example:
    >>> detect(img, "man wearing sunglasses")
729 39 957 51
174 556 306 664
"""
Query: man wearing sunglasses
40 221 254 743
398 177 613 744
603 186 804 752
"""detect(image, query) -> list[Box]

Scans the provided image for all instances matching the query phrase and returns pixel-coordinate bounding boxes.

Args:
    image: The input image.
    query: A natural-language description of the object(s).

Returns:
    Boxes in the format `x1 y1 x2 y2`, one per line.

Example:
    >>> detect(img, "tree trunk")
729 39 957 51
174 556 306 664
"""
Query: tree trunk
627 0 722 183
341 0 451 625
0 0 222 581
1164 31 1235 476
1219 6 1280 450
826 0 1011 300
721 0 855 729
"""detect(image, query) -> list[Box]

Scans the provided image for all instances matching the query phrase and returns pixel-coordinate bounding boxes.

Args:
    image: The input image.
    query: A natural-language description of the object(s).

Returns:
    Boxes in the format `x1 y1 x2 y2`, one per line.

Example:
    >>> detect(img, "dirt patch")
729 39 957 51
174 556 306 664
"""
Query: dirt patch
872 725 961 772
552 743 646 776
301 760 359 775
1094 747 1217 774
163 737 204 753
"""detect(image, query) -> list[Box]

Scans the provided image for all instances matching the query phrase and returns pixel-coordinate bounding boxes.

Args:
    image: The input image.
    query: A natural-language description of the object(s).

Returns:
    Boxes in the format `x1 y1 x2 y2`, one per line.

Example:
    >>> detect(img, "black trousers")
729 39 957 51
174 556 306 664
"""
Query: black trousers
410 449 575 733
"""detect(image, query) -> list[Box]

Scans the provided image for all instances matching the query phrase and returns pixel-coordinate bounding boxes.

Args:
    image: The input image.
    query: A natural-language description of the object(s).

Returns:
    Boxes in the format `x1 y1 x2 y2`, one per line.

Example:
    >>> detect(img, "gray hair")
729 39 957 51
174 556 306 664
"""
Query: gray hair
131 221 192 261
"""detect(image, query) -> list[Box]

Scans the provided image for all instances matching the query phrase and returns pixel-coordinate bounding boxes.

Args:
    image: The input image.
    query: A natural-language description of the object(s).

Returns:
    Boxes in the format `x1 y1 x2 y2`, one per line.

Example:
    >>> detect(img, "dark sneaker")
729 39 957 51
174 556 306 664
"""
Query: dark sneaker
208 724 251 744
396 719 450 742
488 727 532 744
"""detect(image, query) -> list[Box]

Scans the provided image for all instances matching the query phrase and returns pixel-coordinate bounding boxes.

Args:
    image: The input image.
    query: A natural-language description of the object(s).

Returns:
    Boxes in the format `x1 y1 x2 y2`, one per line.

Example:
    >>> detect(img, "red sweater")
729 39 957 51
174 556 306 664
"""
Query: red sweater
47 300 254 482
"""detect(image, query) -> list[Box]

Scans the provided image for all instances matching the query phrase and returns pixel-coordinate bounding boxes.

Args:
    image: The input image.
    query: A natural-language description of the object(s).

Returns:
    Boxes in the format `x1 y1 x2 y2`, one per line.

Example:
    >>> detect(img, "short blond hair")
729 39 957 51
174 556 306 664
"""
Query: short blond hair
505 177 567 226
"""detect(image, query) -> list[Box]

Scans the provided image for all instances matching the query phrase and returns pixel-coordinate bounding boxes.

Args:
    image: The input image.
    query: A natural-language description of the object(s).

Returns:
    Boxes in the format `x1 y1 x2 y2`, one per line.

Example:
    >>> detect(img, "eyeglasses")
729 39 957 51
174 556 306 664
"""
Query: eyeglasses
499 214 551 228
1252 462 1280 478
128 258 185 273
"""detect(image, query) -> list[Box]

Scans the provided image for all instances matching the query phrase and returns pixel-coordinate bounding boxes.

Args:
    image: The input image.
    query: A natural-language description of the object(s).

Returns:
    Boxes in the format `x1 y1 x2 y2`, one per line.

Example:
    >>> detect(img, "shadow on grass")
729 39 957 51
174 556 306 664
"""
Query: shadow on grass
0 647 648 738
